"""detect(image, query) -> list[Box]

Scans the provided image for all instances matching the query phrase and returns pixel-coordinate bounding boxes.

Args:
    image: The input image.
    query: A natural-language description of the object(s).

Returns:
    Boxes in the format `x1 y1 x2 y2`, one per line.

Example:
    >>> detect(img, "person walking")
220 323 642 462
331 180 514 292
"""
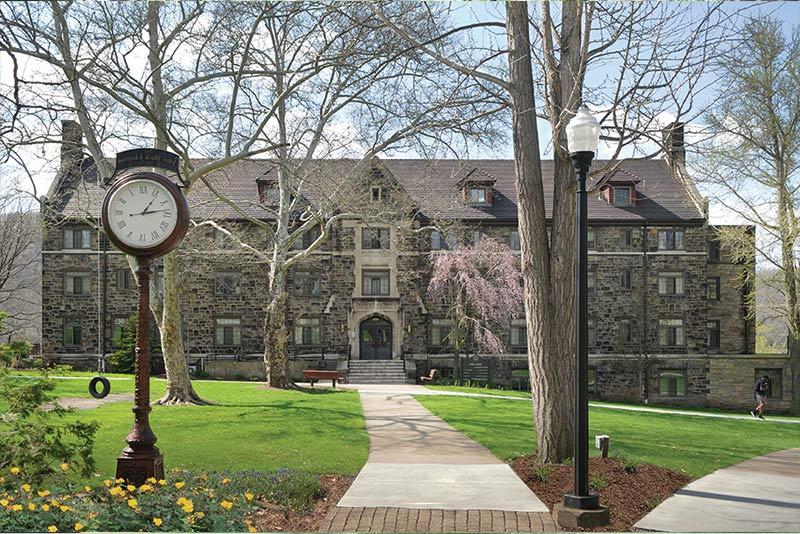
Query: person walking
751 375 770 420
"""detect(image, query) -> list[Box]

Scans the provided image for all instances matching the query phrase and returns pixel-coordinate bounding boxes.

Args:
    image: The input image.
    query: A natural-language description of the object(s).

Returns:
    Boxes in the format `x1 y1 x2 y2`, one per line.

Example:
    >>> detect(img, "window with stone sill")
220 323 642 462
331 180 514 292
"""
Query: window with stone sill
618 320 633 344
116 269 134 290
509 230 521 251
658 272 685 295
658 319 685 346
707 320 720 348
620 269 632 290
292 226 321 250
587 228 596 251
64 271 91 295
294 271 321 295
754 368 782 398
361 227 390 250
63 228 91 250
588 271 597 296
371 186 388 202
64 321 81 347
362 270 390 296
708 239 721 262
707 277 720 300
510 319 527 347
214 318 241 346
214 272 241 296
619 228 634 247
431 319 455 347
658 369 687 397
588 318 596 348
295 318 321 346
657 229 685 250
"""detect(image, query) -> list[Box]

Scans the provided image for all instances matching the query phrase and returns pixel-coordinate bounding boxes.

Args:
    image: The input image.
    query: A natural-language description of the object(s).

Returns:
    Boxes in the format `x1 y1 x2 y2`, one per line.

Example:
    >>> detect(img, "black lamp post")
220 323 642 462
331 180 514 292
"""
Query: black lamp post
561 106 607 521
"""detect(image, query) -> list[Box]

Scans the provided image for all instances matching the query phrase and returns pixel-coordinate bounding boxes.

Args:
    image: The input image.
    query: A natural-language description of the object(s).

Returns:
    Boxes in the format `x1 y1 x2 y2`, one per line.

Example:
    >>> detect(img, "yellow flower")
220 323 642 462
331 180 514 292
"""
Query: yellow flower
21 484 31 493
50 499 60 507
27 503 36 511
9 467 20 475
176 497 187 506
153 517 163 527
220 500 233 511
126 484 136 492
84 486 91 493
60 463 69 472
195 511 205 519
127 498 138 509
103 480 112 487
248 527 257 533
147 477 157 484
38 490 51 497
115 478 125 484
11 504 22 512
60 505 71 512
109 486 125 497
139 484 153 492
0 499 8 507
221 478 230 485
174 481 185 489
74 522 84 532
42 504 50 512
48 526 58 533
158 479 167 486
245 492 254 501
181 500 194 514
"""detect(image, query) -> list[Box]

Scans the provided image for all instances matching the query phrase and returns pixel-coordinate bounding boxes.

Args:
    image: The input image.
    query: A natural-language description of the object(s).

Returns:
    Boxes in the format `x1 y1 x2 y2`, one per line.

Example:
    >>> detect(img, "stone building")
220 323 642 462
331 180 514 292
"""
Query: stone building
41 121 793 411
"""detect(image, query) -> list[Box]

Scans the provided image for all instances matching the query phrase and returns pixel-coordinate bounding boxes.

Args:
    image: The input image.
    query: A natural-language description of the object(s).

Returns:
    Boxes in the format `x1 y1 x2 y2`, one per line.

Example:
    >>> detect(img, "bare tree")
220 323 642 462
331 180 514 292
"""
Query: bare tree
693 15 800 414
375 1 736 462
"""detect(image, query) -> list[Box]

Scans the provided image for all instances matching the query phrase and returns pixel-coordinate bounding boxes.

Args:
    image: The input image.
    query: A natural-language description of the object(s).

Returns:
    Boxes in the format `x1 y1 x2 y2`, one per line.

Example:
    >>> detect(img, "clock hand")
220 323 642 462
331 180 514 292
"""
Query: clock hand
139 197 157 215
129 209 169 217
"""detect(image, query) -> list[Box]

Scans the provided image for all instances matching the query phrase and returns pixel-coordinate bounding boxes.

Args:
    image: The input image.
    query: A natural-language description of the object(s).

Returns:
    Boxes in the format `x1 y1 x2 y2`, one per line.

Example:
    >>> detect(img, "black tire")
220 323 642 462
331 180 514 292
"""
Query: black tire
88 376 111 399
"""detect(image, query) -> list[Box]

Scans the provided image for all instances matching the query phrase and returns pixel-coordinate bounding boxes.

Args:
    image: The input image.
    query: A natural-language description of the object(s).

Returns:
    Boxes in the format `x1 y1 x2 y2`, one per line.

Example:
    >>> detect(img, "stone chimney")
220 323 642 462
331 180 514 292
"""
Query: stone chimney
662 121 685 167
59 119 83 178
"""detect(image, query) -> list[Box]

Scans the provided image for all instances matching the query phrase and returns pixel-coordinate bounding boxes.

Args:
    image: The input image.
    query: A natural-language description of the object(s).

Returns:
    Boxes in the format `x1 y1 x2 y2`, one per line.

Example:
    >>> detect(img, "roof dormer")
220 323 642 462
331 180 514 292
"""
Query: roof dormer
255 171 277 205
457 166 496 206
601 175 639 207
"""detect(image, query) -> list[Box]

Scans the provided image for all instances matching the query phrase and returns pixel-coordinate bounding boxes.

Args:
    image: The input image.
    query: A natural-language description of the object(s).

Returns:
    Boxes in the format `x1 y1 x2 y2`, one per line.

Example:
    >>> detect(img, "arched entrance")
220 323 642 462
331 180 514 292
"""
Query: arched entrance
359 316 392 360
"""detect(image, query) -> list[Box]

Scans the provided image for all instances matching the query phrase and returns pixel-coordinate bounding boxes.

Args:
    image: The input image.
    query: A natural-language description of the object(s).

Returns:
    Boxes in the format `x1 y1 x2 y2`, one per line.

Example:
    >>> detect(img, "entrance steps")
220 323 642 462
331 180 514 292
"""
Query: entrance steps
348 360 408 384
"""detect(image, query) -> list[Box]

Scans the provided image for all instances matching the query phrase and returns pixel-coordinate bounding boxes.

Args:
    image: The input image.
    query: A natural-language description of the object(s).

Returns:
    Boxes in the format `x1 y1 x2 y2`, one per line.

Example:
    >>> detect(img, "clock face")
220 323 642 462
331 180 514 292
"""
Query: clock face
106 178 179 248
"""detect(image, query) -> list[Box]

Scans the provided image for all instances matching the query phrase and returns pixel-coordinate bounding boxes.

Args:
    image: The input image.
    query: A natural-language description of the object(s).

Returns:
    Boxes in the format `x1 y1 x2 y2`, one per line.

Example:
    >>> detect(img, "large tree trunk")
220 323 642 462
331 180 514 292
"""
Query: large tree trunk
778 181 800 414
506 2 574 463
263 283 291 388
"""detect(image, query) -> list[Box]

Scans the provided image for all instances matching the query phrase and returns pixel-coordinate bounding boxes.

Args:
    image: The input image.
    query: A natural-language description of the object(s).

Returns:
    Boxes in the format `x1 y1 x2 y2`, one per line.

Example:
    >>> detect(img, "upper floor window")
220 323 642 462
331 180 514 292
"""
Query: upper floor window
431 230 458 251
658 319 685 346
294 318 321 345
214 318 241 346
619 228 633 247
214 272 241 296
431 319 455 346
587 228 596 250
116 269 134 290
510 319 527 347
588 271 596 296
65 271 91 295
468 187 487 204
64 228 91 249
707 320 720 348
294 271 321 295
658 272 685 295
292 226 321 250
658 229 685 250
362 270 390 296
618 320 633 344
613 186 632 206
371 186 385 202
362 227 390 250
707 277 720 300
509 230 520 251
708 239 721 261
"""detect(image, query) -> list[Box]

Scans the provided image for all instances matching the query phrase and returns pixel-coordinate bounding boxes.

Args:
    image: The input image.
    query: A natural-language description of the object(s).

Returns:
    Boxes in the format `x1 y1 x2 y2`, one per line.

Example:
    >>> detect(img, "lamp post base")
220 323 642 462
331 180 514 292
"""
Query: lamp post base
116 452 164 485
554 501 610 529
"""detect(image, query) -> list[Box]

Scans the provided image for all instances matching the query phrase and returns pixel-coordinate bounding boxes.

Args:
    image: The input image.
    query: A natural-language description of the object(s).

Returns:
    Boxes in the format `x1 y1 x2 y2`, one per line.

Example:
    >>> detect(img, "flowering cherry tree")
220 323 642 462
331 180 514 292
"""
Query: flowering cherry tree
428 237 523 360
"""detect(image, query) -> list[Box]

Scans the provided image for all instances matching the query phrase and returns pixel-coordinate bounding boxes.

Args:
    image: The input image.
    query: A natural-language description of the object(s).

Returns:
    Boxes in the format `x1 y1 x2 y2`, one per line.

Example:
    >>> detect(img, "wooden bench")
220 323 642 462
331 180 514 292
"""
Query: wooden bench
302 369 344 388
419 368 439 384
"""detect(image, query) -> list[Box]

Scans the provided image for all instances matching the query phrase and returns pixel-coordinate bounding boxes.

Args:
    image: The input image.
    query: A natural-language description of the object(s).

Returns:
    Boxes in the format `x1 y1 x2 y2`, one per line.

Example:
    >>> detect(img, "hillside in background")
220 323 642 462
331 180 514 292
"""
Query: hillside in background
1 211 41 346
755 270 788 353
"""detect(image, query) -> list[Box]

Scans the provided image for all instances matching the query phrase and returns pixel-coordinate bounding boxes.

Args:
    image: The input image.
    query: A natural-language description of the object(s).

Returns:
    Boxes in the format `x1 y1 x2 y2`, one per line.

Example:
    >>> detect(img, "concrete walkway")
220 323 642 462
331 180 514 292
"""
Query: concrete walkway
635 448 800 532
322 386 552 532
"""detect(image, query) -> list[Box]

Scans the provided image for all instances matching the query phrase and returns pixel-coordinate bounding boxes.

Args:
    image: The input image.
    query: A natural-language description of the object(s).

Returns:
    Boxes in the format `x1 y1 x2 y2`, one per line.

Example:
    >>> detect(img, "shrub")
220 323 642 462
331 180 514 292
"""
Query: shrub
0 369 97 486
589 474 608 490
532 465 551 482
109 316 161 374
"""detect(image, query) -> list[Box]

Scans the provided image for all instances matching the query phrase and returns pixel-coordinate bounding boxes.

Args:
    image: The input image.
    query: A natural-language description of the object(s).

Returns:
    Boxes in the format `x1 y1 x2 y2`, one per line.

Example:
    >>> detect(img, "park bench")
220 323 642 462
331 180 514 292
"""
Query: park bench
302 369 344 388
419 368 439 384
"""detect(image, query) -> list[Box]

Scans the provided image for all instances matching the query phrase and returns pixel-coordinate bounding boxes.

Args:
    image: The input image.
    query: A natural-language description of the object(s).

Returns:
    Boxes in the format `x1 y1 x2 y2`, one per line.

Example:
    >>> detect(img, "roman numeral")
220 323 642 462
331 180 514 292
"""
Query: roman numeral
119 198 127 204
160 200 169 206
164 210 172 217
127 231 133 237
152 189 159 198
159 221 169 231
138 234 146 243
151 231 160 240
114 209 123 215
139 185 148 195
117 220 126 229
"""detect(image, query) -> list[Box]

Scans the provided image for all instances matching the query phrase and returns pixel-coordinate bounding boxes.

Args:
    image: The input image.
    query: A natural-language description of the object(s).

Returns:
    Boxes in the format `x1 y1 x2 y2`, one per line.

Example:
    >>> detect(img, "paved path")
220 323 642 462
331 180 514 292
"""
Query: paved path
44 393 133 411
635 448 800 532
321 387 552 532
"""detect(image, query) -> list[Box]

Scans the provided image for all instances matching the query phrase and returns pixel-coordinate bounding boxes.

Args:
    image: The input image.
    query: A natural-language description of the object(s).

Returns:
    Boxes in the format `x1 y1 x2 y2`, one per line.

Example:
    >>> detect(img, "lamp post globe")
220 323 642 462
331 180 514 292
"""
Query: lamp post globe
561 105 608 523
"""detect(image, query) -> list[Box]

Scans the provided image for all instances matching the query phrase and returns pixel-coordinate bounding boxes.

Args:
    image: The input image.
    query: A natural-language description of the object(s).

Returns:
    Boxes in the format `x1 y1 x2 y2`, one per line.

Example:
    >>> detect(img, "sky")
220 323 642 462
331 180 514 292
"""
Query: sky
1 1 798 227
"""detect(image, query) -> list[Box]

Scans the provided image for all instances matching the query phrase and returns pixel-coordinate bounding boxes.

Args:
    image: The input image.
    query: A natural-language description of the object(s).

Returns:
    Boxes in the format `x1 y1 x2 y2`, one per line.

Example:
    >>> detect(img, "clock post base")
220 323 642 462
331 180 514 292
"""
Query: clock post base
116 452 164 485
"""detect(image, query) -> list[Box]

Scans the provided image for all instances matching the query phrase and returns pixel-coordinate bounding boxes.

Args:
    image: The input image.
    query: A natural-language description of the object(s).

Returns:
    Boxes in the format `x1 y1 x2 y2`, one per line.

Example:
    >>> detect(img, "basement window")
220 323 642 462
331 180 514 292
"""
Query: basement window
658 369 687 397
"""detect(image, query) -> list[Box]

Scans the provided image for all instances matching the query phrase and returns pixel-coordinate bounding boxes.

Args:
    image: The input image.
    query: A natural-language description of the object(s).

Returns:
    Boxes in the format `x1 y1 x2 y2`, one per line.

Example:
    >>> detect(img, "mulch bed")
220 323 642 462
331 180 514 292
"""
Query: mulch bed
511 456 691 532
250 475 353 532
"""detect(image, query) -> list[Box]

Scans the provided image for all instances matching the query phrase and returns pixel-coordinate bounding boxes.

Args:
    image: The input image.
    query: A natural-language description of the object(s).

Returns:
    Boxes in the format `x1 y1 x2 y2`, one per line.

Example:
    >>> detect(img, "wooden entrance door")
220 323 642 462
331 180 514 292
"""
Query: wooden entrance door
359 317 392 360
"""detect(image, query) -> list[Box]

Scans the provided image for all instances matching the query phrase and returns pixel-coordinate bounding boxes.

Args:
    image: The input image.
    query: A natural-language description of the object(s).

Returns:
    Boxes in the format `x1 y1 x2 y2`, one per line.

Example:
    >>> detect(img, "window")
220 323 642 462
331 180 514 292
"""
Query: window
509 231 520 251
214 318 241 346
468 230 482 245
431 319 454 346
294 318 321 346
588 271 596 296
658 369 687 397
755 368 783 398
658 229 685 250
65 271 91 295
618 320 633 344
588 369 597 393
63 228 91 249
588 318 596 348
658 319 686 346
620 269 632 290
294 271 321 295
613 186 632 206
619 228 633 247
292 226 321 250
214 272 240 296
708 240 721 261
658 272 685 295
116 269 134 290
362 227 390 250
112 317 126 349
431 230 459 251
707 277 720 300
362 270 390 296
468 187 487 204
707 320 720 348
371 186 385 202
510 319 527 347
64 321 81 347
587 228 596 250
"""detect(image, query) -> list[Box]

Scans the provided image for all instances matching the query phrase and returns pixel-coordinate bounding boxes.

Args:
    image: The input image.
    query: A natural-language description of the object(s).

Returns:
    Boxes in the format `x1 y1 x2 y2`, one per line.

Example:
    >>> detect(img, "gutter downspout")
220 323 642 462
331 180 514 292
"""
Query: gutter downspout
641 222 649 402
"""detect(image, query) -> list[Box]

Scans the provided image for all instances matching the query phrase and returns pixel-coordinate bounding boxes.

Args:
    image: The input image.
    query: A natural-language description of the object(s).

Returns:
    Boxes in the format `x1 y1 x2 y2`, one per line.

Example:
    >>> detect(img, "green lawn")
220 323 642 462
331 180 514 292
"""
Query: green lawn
414 394 800 478
425 385 532 398
47 379 369 481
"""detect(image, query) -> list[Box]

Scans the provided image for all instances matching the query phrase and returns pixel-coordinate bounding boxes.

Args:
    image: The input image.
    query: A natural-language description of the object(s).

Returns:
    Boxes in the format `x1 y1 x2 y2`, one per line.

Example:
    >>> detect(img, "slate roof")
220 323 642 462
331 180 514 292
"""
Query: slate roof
51 157 705 224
